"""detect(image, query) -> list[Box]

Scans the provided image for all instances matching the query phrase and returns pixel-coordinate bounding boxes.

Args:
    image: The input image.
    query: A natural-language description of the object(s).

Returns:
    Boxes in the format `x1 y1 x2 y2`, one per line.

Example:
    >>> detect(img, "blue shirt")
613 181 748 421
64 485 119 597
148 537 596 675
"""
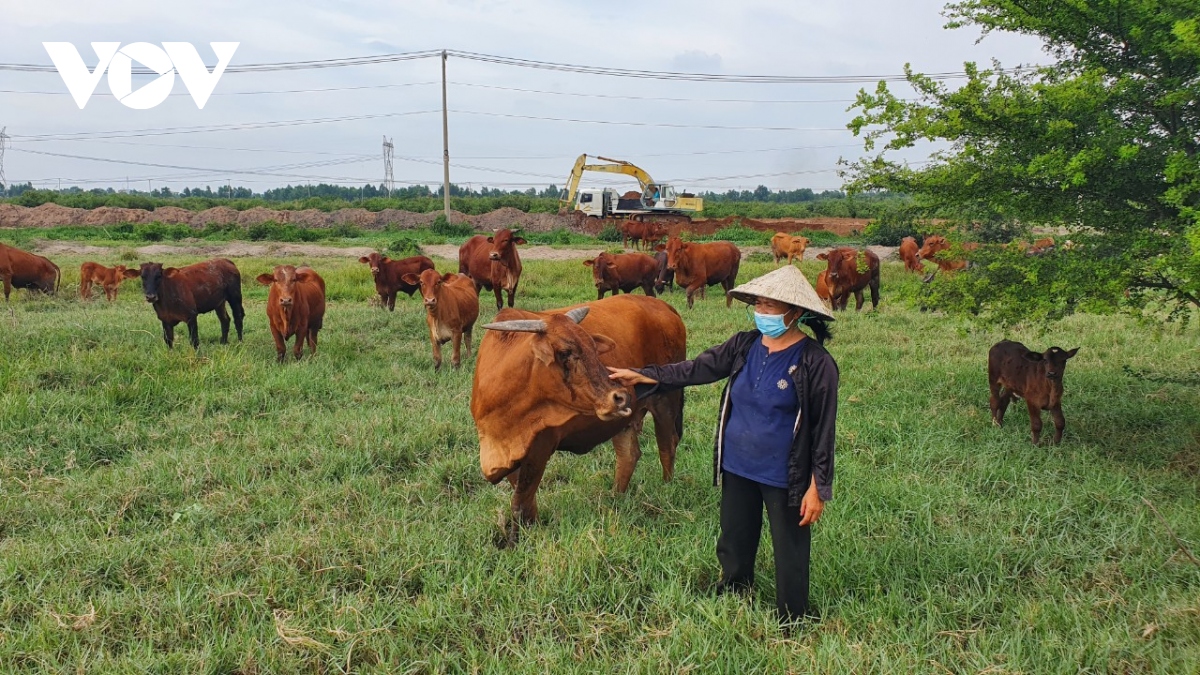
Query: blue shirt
722 336 807 488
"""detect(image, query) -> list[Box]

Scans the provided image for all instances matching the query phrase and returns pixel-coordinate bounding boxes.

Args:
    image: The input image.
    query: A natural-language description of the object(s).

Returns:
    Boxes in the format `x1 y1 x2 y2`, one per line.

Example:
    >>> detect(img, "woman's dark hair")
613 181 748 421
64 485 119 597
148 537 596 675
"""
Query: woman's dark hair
797 314 833 345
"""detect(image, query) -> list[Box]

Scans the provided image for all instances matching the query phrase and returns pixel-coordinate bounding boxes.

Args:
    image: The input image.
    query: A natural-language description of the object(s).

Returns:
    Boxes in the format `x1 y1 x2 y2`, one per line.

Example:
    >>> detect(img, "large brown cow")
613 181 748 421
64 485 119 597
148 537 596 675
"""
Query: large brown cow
401 268 480 370
988 340 1080 445
899 237 923 273
124 258 245 349
621 221 667 251
256 265 326 363
79 262 129 301
815 248 880 311
653 250 675 294
583 252 658 299
770 233 809 265
0 243 60 300
656 236 741 309
471 294 687 537
459 229 525 310
918 236 980 279
358 252 434 311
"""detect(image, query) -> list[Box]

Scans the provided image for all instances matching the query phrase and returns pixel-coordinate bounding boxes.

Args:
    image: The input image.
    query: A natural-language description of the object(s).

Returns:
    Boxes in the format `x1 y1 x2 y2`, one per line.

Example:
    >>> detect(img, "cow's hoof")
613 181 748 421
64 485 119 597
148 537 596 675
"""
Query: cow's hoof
493 512 521 549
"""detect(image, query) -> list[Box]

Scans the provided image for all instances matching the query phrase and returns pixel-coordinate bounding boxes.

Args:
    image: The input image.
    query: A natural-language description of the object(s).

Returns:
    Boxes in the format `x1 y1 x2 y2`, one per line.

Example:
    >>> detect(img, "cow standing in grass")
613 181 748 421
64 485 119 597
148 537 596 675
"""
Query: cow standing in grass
256 265 326 363
402 268 480 370
656 236 741 309
79 262 130 301
583 251 659 299
459 228 525 310
815 248 880 311
358 252 434 311
770 233 809 265
898 237 923 273
0 243 60 301
988 340 1080 445
126 258 245 349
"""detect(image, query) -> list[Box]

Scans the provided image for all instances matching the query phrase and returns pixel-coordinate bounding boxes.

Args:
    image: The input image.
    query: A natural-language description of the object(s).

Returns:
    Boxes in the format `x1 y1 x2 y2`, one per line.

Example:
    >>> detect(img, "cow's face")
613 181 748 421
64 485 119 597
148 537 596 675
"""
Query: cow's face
659 236 687 271
484 308 631 421
358 252 387 276
918 235 949 259
135 262 169 303
582 253 618 288
256 265 306 308
487 229 526 262
821 248 857 283
402 268 453 310
1024 346 1079 381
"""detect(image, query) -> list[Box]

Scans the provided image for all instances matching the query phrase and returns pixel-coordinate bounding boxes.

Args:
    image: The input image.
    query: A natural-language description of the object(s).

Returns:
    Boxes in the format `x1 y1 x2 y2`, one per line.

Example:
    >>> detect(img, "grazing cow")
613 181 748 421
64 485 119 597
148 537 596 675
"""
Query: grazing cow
918 235 980 279
358 252 434 311
124 258 244 349
79 262 129 301
815 248 880 311
1026 237 1056 256
653 250 675 294
621 221 667 251
256 265 326 363
0 243 60 301
988 340 1080 445
583 251 658 299
770 233 809 265
401 268 480 370
472 294 687 537
655 236 741 309
459 228 525 310
899 237 923 273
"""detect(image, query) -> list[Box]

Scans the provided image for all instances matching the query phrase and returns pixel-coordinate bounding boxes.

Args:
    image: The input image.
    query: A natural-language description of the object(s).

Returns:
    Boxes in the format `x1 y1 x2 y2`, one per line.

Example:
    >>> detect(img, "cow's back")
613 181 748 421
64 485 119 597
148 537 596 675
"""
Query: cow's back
697 241 740 284
173 258 241 313
458 236 492 284
300 272 327 331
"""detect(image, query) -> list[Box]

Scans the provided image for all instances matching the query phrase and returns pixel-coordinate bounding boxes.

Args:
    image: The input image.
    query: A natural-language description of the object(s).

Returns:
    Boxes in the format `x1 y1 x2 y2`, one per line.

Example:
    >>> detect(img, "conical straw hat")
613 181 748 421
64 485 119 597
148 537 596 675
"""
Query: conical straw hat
726 264 834 321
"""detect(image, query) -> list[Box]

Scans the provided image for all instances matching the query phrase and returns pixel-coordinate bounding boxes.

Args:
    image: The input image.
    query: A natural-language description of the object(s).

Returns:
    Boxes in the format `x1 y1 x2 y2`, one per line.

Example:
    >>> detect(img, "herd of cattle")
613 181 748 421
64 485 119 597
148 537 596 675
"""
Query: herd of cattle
1 228 1079 529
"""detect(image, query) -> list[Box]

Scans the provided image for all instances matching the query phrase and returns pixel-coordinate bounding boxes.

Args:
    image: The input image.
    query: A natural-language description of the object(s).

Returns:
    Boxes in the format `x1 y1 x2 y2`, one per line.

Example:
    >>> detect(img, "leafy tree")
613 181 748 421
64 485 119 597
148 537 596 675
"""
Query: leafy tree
845 0 1200 322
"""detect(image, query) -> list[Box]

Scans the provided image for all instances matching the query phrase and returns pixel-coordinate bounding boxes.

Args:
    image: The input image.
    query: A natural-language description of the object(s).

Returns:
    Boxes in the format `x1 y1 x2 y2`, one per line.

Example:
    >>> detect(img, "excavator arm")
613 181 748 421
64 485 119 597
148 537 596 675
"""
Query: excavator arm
559 154 658 212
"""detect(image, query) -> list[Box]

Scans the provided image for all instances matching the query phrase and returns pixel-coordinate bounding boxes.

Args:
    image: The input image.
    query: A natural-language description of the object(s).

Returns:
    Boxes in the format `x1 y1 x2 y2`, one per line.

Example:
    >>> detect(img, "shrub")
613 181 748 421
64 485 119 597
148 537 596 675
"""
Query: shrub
246 222 320 242
596 225 622 242
328 223 365 239
863 219 921 246
707 225 772 245
430 214 475 238
389 234 423 257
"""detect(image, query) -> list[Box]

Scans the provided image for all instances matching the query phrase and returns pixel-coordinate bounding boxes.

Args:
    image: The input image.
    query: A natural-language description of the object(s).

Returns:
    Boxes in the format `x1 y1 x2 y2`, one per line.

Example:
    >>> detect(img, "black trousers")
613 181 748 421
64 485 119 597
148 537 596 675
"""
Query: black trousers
716 471 812 621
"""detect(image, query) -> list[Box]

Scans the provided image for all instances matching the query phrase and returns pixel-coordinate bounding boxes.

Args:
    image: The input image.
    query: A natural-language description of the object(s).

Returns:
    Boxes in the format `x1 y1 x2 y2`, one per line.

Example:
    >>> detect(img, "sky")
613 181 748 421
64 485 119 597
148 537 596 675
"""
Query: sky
0 0 1049 195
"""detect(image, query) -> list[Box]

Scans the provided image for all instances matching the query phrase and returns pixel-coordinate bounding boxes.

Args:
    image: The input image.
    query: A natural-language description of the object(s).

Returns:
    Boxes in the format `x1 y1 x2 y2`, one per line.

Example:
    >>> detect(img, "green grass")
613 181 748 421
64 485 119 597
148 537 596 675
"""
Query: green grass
0 256 1197 673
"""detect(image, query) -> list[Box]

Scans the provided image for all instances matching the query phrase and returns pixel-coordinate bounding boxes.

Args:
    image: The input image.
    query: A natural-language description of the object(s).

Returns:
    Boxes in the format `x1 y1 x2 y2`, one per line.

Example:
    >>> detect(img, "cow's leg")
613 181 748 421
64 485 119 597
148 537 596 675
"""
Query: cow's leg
79 278 91 300
723 279 735 307
187 317 201 350
506 282 518 308
430 327 443 370
3 277 10 301
509 450 551 525
306 328 319 357
230 296 245 341
648 391 683 482
612 416 646 493
271 327 287 363
854 289 865 311
685 284 698 309
1026 400 1043 445
292 322 307 361
161 321 175 349
989 378 1009 426
642 281 656 298
216 304 231 344
869 274 881 309
463 324 473 357
1050 405 1066 445
388 292 397 312
493 286 504 311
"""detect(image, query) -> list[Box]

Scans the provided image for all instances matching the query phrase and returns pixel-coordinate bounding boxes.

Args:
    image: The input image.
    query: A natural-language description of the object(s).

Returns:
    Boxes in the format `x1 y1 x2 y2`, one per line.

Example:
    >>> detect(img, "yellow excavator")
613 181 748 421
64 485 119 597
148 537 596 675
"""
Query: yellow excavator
558 154 703 219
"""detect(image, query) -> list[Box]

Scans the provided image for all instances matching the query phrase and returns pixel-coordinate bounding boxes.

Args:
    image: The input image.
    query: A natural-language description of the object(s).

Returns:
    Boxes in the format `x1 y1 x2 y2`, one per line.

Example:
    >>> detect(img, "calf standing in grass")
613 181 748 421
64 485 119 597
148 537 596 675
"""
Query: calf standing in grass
988 340 1080 445
402 268 480 369
256 265 326 363
359 252 434 311
80 262 129 301
127 258 245 349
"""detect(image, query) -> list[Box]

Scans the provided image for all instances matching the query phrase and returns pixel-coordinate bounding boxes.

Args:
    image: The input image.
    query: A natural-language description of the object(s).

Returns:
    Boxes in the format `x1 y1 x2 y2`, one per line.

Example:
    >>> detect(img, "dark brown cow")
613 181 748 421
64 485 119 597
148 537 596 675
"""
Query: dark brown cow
815 248 880 311
255 265 326 363
899 237 923 273
358 252 434 311
653 251 675 294
458 229 525 309
988 340 1080 445
79 262 130 301
621 221 667 251
124 258 244 349
0 243 60 300
401 268 480 370
770 233 809 265
656 236 741 309
583 252 658 299
918 236 980 278
471 294 687 536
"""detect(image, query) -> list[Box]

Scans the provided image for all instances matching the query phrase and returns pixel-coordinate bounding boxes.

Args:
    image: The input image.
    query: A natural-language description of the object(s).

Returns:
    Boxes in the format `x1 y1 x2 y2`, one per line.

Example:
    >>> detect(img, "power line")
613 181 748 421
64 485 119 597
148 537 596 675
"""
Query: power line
450 81 873 104
12 147 375 178
449 109 849 132
0 81 439 97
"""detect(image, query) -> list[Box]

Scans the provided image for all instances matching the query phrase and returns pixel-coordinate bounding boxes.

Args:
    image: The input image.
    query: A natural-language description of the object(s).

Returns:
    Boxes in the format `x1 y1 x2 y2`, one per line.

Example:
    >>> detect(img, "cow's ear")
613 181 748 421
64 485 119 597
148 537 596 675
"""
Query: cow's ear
381 256 390 263
583 260 594 267
256 273 275 286
1065 347 1080 358
654 244 666 252
816 253 828 261
122 268 141 279
164 268 179 278
294 270 314 284
531 337 554 366
441 272 457 283
486 236 495 243
591 333 617 355
1023 351 1044 362
400 273 420 286
358 256 370 264
513 237 526 245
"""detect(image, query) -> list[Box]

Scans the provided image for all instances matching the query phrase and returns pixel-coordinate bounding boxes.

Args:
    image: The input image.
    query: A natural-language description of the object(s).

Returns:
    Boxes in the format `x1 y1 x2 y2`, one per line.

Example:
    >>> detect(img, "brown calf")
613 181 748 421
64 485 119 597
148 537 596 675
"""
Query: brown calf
583 251 658 299
256 265 326 363
988 340 1080 445
458 229 525 309
918 236 980 280
899 237 923 273
358 252 434 311
125 258 245 349
402 269 480 370
80 262 129 301
0 243 60 300
656 236 741 309
815 248 880 311
770 233 809 265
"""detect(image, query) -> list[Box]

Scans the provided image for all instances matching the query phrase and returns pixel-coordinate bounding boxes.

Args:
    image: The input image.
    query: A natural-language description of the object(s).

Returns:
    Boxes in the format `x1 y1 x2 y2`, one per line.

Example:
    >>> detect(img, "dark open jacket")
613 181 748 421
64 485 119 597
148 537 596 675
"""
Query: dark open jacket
634 330 838 507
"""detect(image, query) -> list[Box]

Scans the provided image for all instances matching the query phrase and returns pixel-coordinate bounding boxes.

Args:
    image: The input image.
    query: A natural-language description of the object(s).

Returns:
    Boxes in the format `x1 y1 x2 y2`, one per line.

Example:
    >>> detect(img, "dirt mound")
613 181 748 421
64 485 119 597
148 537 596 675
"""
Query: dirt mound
191 207 239 228
687 216 868 237
0 204 26 227
235 206 288 226
78 207 152 226
472 207 532 231
150 206 194 225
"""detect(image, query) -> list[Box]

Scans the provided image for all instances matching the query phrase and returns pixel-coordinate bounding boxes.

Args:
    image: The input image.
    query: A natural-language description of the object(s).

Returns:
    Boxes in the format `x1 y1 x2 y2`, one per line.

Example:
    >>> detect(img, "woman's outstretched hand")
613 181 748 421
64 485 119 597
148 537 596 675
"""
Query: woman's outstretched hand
607 367 657 387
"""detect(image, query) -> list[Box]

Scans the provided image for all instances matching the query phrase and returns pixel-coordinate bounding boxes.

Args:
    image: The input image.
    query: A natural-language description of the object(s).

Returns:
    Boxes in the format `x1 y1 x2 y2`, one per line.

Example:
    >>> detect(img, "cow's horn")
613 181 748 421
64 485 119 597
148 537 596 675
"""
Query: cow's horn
482 319 547 333
564 307 589 324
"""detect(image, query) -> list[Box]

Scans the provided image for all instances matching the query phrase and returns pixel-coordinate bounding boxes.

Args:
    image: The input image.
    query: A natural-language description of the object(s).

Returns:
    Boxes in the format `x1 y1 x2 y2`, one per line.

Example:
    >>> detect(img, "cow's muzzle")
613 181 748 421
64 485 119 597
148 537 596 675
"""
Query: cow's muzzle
488 252 501 261
144 294 158 303
280 298 293 307
597 390 633 420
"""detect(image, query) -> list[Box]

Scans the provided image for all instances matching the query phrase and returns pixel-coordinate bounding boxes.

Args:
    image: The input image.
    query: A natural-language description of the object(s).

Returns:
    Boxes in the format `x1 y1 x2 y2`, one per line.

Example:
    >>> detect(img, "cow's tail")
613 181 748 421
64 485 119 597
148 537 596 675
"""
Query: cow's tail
53 262 61 294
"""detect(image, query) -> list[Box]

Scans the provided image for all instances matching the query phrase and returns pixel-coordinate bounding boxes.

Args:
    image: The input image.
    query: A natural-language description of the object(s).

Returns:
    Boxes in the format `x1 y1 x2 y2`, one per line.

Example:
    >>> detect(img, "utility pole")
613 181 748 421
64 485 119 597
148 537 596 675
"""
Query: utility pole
441 50 451 221
382 135 394 198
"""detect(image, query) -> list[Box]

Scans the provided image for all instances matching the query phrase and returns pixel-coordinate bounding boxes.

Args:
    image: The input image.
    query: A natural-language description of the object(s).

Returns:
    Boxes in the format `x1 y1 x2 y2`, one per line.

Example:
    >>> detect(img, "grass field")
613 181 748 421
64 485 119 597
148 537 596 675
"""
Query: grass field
1 251 1198 673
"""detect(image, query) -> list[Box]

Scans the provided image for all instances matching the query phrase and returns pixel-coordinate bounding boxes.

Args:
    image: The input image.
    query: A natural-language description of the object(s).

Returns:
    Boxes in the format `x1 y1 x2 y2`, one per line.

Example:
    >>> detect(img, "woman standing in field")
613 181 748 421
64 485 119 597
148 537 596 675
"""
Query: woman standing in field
608 265 838 623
